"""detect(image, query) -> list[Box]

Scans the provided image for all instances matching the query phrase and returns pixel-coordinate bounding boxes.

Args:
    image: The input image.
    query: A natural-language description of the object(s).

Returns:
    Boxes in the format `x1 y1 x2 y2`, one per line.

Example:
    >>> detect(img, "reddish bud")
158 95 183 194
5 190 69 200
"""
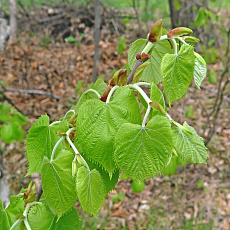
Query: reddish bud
100 85 112 102
140 52 151 61
136 53 141 60
57 130 67 137
109 69 127 87
148 19 163 43
149 101 166 115
167 27 193 39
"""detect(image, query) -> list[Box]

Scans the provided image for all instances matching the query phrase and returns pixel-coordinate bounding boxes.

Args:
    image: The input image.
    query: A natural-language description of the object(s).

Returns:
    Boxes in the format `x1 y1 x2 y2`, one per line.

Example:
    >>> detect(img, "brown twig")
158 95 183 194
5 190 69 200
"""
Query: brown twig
205 77 230 145
200 85 230 103
2 94 25 115
127 59 142 84
36 184 43 202
1 88 60 100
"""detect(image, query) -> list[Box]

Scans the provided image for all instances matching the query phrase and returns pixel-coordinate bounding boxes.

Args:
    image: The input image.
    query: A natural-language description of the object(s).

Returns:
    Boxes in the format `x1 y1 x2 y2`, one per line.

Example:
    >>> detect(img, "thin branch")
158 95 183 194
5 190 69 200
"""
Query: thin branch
200 85 230 103
2 94 25 115
127 59 142 84
36 184 43 202
205 77 230 145
1 88 60 100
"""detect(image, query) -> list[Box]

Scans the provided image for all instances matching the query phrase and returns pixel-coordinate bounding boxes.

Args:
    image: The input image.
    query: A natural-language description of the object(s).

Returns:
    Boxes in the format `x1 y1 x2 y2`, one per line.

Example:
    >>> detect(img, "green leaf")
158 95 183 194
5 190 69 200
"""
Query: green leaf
65 36 77 43
114 115 173 180
55 207 80 230
77 167 106 216
194 52 207 89
92 78 107 95
141 40 173 84
76 86 142 174
75 89 100 113
41 150 76 218
51 119 70 133
0 122 18 143
163 155 186 175
174 0 181 10
0 199 10 230
26 115 64 175
86 158 119 194
0 103 11 122
150 83 167 118
195 8 207 27
132 62 150 83
27 204 80 230
162 44 195 106
12 112 28 126
27 203 56 229
128 39 147 70
5 196 25 229
172 121 207 164
208 69 217 84
117 36 127 55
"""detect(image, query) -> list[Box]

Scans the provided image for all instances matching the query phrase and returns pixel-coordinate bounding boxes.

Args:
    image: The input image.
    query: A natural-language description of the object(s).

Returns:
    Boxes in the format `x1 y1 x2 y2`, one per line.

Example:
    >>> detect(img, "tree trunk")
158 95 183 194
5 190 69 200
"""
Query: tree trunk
9 0 17 44
92 0 101 83
0 18 10 51
168 0 178 28
0 153 10 207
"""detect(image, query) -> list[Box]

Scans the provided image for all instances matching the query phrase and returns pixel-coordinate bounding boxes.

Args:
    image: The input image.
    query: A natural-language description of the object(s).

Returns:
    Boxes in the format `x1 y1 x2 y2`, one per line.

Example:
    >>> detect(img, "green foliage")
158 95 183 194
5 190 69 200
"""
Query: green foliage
142 40 174 84
26 115 65 175
185 105 197 119
0 199 11 229
208 69 217 84
161 44 195 106
86 158 119 194
0 103 27 144
117 36 128 55
41 150 76 218
77 167 106 217
39 35 52 48
65 36 77 43
149 83 167 118
172 122 207 164
163 155 186 175
128 39 147 70
114 115 173 180
76 86 142 174
201 45 219 64
131 180 145 193
111 192 125 203
4 20 208 229
194 52 207 89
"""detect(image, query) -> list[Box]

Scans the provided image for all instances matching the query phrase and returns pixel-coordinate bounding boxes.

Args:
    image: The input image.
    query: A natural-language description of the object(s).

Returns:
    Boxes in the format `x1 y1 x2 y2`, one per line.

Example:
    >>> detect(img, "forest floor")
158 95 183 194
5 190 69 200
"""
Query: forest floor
0 29 230 230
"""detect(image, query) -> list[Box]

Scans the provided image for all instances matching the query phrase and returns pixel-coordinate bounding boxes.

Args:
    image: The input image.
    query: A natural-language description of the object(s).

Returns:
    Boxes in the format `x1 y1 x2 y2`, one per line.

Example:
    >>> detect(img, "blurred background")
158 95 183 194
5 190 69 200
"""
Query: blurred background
0 0 230 229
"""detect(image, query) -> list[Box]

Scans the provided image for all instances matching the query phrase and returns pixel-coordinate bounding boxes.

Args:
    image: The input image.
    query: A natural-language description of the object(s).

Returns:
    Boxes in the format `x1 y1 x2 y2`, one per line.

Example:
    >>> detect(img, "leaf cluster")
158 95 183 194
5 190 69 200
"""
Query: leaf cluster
0 103 28 144
1 20 209 229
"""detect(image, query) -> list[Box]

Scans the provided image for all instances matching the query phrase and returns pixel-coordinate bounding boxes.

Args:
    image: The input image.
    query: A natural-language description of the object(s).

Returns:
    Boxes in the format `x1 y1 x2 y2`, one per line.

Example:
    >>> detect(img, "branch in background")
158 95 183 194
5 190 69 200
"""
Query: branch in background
1 88 60 100
205 77 230 145
200 85 230 103
2 94 25 115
